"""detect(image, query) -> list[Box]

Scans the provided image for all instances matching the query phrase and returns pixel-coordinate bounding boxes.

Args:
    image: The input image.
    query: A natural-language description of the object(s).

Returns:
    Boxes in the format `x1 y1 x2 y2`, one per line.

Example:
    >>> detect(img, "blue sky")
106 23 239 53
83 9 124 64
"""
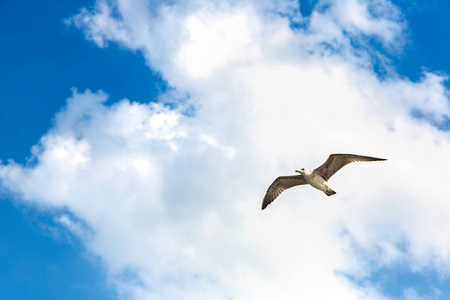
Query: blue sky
2 0 450 299
0 0 164 163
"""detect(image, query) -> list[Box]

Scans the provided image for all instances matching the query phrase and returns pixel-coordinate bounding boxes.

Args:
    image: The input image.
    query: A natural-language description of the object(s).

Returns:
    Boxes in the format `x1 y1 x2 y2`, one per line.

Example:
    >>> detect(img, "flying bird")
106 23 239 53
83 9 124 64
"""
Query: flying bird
262 154 386 210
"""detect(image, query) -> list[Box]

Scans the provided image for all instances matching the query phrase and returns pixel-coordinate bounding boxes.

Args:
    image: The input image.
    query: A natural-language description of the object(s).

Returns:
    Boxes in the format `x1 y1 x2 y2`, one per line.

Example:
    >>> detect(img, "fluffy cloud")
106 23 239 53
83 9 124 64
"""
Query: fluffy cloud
3 0 450 299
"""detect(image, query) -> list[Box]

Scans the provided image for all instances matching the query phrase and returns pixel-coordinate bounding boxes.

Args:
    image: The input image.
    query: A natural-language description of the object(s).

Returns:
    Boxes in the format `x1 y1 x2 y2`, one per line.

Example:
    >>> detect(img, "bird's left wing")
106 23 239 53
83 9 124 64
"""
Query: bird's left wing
262 175 307 210
313 154 386 181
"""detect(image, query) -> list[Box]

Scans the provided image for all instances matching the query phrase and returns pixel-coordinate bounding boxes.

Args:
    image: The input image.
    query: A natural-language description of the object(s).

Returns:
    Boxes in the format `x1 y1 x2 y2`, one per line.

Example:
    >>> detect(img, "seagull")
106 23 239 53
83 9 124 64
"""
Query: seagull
261 154 386 210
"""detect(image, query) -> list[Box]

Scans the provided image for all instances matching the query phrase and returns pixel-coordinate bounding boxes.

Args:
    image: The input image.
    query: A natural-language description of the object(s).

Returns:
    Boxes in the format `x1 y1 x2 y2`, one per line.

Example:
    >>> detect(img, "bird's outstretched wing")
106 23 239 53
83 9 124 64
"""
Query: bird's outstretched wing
262 175 307 210
313 154 386 181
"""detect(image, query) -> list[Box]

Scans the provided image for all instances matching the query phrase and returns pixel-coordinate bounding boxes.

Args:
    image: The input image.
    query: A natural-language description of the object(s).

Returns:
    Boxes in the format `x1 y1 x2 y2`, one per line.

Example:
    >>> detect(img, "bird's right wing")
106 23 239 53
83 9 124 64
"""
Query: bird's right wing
261 175 307 210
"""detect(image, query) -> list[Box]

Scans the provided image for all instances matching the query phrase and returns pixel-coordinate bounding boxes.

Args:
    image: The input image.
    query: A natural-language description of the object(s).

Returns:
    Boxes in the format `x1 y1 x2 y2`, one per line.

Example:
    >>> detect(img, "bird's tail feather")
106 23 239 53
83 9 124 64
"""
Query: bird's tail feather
325 189 336 196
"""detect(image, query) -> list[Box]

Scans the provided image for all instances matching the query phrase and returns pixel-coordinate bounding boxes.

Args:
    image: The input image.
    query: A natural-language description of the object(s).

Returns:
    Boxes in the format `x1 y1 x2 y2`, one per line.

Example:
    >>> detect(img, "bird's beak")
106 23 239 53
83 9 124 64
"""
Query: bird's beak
295 170 300 173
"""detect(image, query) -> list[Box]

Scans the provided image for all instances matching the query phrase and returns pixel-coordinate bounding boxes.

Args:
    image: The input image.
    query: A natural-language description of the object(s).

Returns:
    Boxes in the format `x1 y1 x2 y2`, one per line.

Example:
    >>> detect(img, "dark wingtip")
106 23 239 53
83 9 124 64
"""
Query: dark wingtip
366 156 387 161
261 197 272 210
365 156 387 161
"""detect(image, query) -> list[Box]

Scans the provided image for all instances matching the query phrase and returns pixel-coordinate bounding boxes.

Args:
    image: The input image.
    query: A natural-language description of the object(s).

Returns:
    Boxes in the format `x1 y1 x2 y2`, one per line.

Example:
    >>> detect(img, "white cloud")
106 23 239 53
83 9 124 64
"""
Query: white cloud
326 0 404 45
3 0 450 299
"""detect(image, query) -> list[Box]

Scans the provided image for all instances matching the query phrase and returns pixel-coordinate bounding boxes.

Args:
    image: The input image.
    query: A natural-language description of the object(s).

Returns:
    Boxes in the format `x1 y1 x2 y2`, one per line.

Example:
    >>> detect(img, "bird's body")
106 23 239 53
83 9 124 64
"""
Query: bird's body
299 168 333 195
261 154 386 210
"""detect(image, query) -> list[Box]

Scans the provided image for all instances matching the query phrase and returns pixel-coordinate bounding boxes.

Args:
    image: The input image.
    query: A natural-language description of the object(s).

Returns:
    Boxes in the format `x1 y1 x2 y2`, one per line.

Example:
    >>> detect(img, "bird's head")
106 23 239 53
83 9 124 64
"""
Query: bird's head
295 168 306 175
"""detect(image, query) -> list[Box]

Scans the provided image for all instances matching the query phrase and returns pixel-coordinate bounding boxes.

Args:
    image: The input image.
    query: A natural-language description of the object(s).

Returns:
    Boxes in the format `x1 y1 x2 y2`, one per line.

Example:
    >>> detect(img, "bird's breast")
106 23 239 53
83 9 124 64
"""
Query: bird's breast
304 173 327 192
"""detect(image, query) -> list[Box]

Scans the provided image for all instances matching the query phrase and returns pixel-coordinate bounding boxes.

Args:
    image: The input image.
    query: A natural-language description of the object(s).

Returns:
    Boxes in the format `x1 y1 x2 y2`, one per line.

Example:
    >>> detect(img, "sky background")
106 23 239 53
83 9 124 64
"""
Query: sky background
2 0 450 299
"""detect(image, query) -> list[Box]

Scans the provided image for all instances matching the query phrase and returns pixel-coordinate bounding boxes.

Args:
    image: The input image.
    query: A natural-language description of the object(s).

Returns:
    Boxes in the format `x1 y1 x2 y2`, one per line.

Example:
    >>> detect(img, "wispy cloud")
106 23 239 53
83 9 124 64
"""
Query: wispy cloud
2 0 450 299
